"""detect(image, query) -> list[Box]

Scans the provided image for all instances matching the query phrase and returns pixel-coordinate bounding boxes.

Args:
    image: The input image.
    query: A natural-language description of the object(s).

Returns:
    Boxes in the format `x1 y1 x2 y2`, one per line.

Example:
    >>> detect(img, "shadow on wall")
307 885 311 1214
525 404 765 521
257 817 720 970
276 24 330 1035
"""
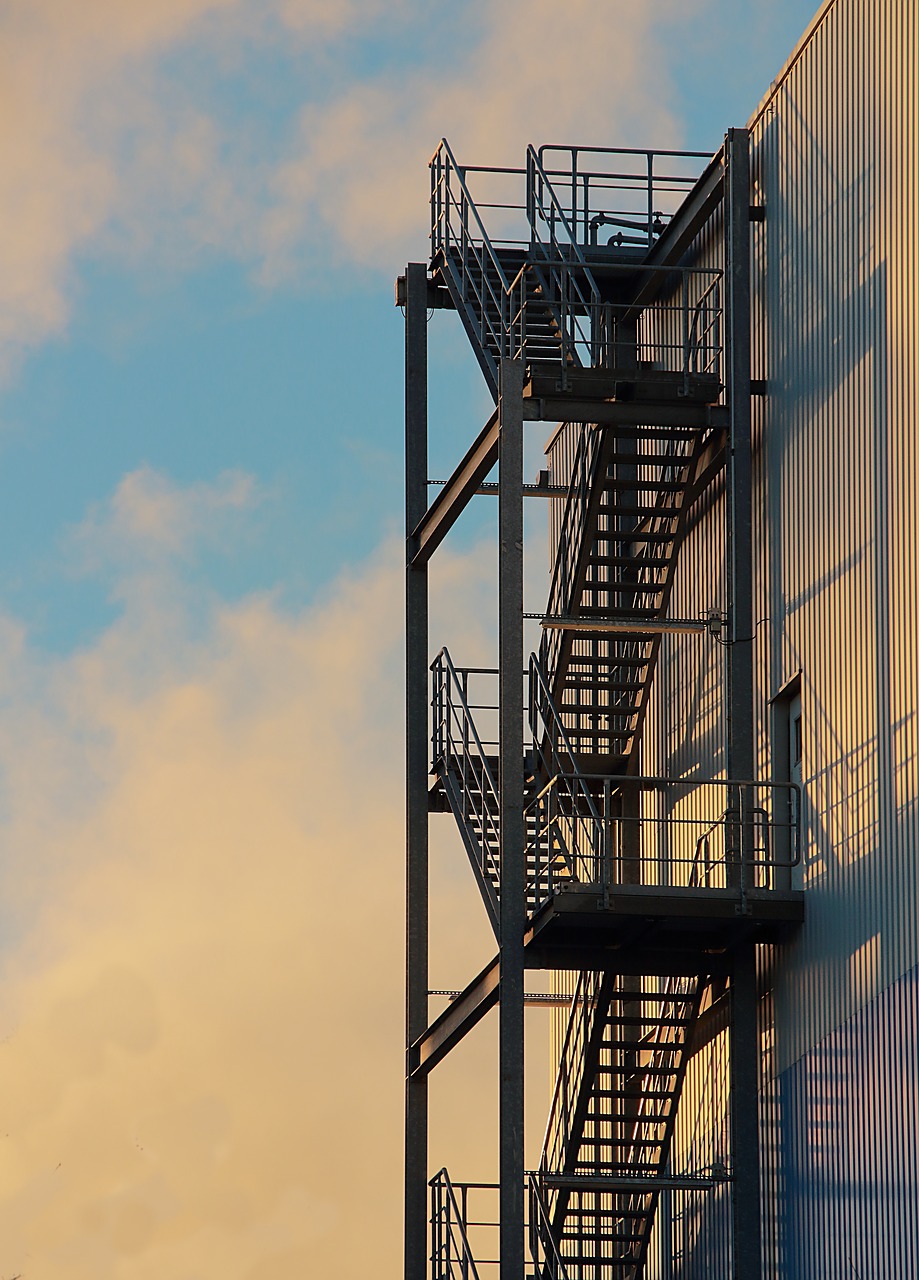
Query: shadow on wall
776 962 919 1279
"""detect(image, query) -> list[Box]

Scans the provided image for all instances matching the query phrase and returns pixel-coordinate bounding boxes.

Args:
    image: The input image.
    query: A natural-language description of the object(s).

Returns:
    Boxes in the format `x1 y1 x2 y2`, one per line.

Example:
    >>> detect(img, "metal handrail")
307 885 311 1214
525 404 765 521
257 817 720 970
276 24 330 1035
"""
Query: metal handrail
430 140 517 381
526 145 601 367
540 970 605 1178
430 139 515 291
431 650 502 904
538 423 603 682
527 146 597 273
529 654 601 815
536 143 712 252
527 1173 573 1280
432 139 722 384
430 1168 484 1280
527 653 606 906
527 772 801 895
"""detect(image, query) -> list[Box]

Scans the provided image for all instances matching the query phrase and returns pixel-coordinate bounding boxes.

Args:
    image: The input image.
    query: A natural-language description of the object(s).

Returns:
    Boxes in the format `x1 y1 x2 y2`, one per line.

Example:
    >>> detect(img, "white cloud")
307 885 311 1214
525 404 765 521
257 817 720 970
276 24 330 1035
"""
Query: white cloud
0 468 508 1277
259 0 689 280
0 0 705 372
75 466 259 564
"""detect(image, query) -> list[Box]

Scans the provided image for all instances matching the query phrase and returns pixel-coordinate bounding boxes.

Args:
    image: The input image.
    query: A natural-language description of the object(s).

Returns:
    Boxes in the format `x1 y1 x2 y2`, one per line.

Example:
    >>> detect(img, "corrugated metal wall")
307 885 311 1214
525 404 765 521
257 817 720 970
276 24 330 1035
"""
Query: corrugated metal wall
642 0 919 1272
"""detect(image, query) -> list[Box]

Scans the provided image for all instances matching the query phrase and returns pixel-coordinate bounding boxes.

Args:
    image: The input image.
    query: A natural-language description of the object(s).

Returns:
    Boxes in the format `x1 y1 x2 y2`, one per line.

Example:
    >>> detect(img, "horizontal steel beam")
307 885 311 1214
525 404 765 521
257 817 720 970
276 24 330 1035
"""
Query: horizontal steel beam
430 988 575 1006
427 481 567 497
523 943 730 978
409 955 500 1077
523 397 728 429
541 616 707 635
540 1173 726 1192
410 409 499 565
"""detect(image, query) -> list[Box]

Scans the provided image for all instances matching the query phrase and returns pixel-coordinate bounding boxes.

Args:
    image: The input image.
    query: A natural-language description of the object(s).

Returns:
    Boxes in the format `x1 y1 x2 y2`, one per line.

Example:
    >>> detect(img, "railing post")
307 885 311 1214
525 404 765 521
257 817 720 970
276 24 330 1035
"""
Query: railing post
405 262 430 1280
646 151 654 247
499 357 525 1280
602 779 612 895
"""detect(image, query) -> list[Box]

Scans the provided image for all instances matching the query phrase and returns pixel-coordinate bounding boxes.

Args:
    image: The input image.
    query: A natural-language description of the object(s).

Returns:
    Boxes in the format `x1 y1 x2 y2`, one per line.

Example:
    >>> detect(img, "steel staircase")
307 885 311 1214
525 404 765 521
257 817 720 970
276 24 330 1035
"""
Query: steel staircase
419 140 797 1280
430 140 607 397
431 648 577 934
539 409 723 773
534 971 704 1279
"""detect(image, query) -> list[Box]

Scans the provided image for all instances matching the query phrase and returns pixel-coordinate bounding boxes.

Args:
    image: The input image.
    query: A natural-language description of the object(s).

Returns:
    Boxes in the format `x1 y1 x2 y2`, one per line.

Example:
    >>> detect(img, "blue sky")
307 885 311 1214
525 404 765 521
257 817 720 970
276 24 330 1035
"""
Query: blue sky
0 2 821 1276
0 0 817 656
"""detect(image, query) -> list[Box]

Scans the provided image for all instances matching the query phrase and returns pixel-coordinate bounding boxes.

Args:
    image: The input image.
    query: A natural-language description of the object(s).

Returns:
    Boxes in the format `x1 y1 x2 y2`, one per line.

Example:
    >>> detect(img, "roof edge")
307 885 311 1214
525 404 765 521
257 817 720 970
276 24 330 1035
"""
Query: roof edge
747 0 841 129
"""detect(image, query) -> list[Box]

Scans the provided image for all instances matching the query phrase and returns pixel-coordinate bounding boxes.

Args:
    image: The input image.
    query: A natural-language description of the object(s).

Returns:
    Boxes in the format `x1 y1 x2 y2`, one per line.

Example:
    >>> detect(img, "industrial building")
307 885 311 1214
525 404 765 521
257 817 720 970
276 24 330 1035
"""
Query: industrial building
400 0 918 1275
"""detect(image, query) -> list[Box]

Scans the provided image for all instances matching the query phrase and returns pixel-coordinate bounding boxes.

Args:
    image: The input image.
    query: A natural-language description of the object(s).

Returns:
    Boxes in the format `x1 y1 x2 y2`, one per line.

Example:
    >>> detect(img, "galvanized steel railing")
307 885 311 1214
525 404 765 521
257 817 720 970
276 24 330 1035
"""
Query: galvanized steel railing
525 145 601 369
526 773 801 901
430 1170 488 1280
430 139 723 385
527 653 604 906
537 425 604 686
534 144 712 252
430 1170 583 1280
431 650 501 915
430 139 518 386
540 969 607 1178
528 1172 574 1280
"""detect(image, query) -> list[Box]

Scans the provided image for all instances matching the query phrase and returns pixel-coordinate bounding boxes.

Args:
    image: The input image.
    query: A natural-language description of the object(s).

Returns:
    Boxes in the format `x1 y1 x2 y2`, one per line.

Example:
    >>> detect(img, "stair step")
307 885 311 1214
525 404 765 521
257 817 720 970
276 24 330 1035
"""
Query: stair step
606 1014 696 1028
605 451 691 467
586 556 671 569
594 1065 682 1077
592 1093 677 1104
591 529 675 545
603 479 688 492
600 1038 685 1052
596 504 681 519
560 1230 645 1243
574 1158 664 1170
586 1107 672 1122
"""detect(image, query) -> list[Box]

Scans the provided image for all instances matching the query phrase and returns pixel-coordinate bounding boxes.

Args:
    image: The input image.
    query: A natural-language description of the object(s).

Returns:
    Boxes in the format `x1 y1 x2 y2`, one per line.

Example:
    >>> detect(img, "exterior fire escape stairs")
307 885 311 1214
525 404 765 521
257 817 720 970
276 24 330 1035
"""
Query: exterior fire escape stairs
407 135 803 1280
535 970 705 1280
424 144 726 1277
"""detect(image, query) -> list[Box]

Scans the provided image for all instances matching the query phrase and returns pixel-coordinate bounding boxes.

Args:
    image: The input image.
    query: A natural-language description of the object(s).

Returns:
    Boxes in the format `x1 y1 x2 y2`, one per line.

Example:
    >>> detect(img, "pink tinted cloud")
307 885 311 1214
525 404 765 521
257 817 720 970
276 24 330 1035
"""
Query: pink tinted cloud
0 471 506 1277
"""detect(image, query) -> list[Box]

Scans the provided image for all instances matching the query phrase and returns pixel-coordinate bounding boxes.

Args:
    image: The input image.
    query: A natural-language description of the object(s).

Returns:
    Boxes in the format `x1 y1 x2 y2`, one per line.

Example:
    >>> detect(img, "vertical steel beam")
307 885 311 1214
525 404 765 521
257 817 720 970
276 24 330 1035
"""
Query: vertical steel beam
724 129 762 1280
404 262 429 1280
498 357 525 1280
725 129 755 788
730 945 761 1280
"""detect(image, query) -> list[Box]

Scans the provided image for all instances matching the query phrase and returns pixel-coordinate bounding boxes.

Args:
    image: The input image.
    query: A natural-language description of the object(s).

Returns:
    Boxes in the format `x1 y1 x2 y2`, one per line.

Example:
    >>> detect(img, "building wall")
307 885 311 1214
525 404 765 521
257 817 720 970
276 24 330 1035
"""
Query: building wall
643 0 919 1272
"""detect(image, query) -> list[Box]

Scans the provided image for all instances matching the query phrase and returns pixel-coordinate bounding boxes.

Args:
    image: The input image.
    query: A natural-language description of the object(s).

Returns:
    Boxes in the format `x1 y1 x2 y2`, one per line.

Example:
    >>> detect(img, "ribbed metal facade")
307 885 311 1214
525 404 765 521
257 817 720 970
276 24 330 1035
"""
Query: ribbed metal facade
640 0 919 1272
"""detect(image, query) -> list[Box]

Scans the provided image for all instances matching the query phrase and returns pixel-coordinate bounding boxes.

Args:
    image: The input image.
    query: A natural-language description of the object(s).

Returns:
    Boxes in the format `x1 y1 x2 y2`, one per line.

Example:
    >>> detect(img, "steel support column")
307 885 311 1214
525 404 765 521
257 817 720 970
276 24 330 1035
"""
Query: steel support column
498 357 525 1280
724 129 761 1280
730 945 761 1279
404 262 429 1280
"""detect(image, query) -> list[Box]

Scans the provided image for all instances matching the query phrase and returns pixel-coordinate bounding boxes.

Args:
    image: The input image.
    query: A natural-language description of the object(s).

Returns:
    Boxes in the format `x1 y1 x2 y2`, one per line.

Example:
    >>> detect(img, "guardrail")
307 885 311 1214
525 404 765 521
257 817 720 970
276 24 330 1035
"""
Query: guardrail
534 144 712 252
431 650 502 908
430 1171 578 1280
540 970 606 1179
526 773 801 907
535 432 604 702
528 1172 573 1280
430 139 722 385
430 1170 491 1280
430 139 520 384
